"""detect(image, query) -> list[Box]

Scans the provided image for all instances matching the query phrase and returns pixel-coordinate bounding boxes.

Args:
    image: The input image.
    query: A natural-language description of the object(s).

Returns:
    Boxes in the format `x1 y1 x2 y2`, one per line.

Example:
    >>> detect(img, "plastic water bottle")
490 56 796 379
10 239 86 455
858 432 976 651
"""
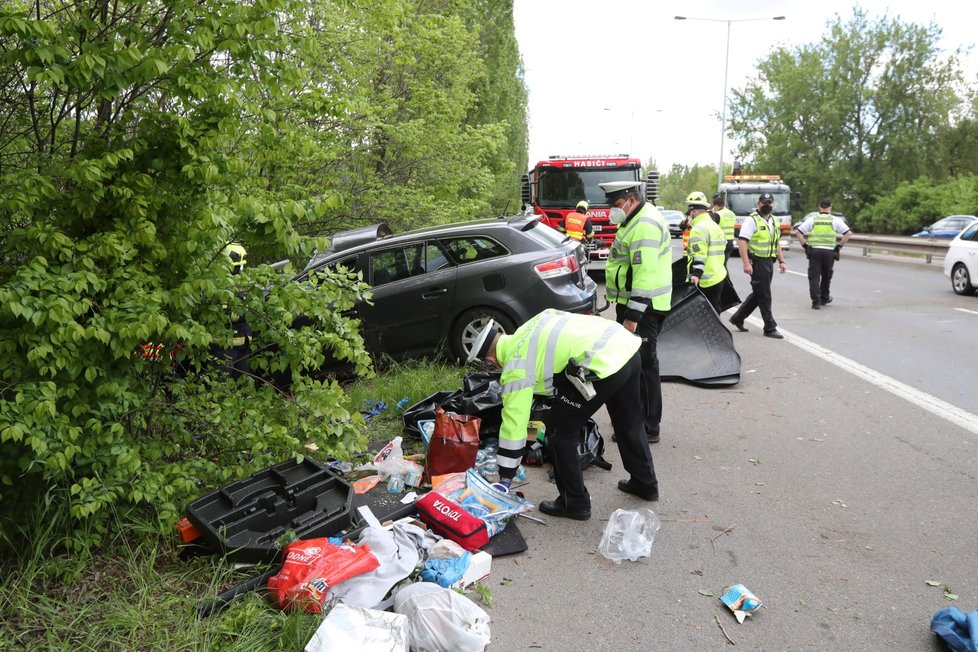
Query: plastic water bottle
387 473 405 494
395 397 409 411
515 465 526 481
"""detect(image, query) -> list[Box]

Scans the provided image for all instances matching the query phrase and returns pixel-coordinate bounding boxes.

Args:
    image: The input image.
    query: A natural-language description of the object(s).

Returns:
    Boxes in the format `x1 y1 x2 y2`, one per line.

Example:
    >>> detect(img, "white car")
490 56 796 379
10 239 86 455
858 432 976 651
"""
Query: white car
943 218 978 295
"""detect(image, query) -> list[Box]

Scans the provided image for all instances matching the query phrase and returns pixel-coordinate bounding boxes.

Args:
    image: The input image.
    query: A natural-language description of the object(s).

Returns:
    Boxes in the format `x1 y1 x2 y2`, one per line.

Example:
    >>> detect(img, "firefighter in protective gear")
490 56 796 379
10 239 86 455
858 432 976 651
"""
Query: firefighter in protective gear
599 180 671 443
793 198 852 309
685 192 728 313
469 310 659 520
214 242 252 378
728 193 787 338
711 192 737 261
558 200 594 243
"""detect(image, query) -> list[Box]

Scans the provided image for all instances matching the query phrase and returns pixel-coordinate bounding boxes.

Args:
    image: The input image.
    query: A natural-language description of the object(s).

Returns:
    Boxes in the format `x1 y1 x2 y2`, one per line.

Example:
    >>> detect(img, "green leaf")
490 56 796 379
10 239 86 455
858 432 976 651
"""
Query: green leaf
698 589 715 597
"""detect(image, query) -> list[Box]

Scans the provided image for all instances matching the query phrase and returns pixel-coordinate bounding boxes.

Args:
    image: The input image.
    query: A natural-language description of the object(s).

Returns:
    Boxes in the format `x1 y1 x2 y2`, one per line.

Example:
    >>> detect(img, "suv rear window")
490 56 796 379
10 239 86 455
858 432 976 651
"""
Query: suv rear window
440 237 507 264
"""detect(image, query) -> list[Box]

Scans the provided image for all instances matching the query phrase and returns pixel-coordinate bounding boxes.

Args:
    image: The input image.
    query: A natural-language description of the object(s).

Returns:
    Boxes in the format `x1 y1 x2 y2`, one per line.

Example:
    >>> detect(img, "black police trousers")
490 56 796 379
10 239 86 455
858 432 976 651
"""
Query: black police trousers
545 352 657 511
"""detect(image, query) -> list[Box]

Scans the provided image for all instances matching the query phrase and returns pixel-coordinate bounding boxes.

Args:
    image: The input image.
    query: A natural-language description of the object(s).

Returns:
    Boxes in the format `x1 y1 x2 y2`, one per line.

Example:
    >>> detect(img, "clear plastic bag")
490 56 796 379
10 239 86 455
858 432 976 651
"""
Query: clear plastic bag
598 508 662 564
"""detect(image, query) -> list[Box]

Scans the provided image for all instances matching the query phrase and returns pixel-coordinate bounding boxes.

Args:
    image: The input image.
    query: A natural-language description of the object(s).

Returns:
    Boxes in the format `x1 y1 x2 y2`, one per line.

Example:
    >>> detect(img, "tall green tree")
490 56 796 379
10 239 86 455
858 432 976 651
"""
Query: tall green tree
0 0 372 555
726 8 964 224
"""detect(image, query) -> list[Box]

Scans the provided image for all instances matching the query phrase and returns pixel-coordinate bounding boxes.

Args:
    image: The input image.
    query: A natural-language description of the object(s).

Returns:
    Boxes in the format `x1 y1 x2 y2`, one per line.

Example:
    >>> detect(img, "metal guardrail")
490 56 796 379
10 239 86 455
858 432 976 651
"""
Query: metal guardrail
839 234 950 264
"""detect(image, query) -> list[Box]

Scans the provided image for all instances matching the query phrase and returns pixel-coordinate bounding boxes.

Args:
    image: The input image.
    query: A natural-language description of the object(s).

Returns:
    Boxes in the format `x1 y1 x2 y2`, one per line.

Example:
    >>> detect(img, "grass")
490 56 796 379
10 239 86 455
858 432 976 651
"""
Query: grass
0 359 466 652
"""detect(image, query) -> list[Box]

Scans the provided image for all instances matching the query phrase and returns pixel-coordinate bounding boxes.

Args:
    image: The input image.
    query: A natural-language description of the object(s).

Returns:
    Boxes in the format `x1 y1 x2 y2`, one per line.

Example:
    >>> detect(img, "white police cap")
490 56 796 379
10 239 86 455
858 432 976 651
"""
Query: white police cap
598 180 643 195
466 319 499 363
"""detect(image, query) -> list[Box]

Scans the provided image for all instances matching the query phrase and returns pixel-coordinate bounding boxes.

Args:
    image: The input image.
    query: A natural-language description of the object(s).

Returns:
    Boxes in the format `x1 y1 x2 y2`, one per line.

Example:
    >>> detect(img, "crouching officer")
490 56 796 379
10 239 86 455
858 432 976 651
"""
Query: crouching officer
468 309 660 521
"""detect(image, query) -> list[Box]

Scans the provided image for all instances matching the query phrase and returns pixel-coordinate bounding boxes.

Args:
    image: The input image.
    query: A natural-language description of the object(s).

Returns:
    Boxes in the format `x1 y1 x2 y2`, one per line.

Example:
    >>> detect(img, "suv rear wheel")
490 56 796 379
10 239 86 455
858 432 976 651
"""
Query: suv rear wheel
450 308 515 362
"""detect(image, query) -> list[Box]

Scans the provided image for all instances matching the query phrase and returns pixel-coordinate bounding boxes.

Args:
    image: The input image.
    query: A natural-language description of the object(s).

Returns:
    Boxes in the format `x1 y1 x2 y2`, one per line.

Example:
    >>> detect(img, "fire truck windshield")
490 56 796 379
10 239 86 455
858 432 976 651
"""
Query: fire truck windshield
537 168 640 208
727 192 790 214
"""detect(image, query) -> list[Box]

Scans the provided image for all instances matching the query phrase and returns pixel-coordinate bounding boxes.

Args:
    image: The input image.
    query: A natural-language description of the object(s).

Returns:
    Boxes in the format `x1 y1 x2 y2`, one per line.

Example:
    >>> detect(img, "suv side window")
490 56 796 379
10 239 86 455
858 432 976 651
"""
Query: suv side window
441 237 508 265
369 244 426 286
961 223 978 241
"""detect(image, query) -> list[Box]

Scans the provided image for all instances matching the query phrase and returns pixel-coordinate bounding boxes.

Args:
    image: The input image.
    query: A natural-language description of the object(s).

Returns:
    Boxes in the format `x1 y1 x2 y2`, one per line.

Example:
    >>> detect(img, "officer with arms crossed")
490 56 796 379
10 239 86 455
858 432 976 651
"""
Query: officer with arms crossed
793 198 852 309
728 193 788 339
684 191 728 313
598 180 672 443
468 310 659 521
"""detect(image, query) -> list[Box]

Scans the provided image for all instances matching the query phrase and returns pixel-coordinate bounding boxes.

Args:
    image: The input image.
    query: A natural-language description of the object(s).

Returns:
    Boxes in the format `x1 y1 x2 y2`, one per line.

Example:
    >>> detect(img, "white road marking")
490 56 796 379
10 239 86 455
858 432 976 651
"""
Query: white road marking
954 307 978 316
743 317 978 436
786 270 807 277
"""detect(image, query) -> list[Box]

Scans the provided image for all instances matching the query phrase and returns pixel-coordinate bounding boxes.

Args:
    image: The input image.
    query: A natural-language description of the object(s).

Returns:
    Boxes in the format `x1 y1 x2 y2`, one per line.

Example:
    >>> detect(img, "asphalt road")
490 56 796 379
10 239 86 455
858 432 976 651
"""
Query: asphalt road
486 248 977 650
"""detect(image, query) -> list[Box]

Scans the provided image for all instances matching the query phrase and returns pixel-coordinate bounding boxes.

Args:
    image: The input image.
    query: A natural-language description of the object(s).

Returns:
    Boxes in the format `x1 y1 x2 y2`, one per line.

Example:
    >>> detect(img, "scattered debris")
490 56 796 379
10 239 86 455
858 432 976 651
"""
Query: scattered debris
714 614 736 645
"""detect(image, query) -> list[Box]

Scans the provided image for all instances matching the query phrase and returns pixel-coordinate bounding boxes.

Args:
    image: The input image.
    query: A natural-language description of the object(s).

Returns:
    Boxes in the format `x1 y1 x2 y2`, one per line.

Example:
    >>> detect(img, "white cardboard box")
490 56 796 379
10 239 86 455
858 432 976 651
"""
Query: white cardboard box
451 550 492 589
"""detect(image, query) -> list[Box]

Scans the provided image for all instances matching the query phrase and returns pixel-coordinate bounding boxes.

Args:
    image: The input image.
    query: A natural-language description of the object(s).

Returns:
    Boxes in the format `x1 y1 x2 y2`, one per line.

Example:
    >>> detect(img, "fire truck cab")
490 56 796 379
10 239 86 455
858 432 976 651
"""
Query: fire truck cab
520 154 660 271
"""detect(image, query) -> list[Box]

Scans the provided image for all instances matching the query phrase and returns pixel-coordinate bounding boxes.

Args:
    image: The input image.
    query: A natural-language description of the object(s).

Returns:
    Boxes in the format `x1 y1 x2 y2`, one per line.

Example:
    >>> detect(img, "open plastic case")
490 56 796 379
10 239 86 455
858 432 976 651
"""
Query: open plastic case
186 458 354 564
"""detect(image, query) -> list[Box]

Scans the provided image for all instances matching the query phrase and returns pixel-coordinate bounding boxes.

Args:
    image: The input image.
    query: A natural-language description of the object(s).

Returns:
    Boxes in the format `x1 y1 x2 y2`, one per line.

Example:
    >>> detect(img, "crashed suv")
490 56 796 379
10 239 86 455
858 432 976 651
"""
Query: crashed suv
295 214 598 361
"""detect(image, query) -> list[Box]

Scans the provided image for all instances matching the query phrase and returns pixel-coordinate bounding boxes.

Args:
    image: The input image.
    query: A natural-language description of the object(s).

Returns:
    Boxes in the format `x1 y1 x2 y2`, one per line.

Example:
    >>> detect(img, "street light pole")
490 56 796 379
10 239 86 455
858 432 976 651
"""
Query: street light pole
674 15 785 191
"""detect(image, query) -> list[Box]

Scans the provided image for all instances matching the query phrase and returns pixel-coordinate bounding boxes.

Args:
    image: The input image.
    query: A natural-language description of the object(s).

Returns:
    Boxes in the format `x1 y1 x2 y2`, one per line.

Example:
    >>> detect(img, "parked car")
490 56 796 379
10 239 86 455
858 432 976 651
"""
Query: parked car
660 209 686 238
296 215 598 361
943 218 978 295
912 215 978 239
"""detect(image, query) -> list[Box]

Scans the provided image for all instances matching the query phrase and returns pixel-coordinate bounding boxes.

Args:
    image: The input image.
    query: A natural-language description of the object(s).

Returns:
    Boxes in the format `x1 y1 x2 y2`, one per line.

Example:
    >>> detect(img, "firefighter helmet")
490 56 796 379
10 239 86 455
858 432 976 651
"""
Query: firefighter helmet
685 191 710 209
576 200 589 213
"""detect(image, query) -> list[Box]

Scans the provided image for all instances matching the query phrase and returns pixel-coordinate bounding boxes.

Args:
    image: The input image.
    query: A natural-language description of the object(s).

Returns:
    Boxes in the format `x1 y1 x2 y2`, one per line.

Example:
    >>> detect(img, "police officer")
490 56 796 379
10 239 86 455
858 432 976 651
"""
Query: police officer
728 193 787 339
711 192 737 262
558 200 595 243
685 191 728 313
794 198 852 309
598 180 672 443
468 310 659 521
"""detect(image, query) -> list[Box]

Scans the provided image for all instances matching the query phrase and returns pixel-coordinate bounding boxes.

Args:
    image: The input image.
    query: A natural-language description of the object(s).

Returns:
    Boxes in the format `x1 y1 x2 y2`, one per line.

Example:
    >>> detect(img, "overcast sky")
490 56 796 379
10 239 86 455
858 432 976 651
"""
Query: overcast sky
514 0 977 173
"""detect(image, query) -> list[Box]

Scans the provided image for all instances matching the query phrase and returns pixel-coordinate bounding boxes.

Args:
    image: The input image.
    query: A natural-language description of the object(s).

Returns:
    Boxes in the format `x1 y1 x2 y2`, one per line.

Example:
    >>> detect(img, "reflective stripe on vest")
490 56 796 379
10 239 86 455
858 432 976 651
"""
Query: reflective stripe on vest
807 213 837 248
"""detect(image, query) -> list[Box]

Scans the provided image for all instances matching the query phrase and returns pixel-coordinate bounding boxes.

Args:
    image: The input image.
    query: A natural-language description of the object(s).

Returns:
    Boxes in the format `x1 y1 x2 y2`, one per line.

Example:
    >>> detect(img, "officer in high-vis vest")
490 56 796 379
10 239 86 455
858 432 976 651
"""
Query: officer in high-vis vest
711 192 737 262
599 180 672 443
558 200 594 243
215 242 252 378
684 191 728 313
468 310 659 521
728 193 788 339
793 198 852 309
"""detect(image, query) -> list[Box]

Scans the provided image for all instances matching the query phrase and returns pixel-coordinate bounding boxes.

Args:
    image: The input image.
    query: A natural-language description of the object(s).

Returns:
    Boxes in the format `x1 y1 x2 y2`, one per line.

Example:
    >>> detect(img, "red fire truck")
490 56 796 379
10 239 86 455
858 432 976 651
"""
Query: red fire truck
520 154 660 270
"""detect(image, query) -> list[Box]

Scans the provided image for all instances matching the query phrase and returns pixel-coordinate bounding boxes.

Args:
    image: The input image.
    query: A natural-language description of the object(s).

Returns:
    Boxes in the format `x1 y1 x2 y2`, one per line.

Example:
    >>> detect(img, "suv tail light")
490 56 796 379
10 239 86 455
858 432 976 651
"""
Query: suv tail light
534 254 579 279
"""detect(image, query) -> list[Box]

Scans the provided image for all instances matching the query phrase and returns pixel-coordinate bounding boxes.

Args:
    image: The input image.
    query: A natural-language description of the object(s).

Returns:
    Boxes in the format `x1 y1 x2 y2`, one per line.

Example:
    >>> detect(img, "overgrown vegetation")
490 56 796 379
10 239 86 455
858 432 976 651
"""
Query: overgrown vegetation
0 0 526 562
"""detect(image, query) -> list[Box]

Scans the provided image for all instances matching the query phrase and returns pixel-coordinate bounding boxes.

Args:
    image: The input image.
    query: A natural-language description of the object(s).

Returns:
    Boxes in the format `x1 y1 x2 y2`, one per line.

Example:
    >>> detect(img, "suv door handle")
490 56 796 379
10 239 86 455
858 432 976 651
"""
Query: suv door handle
422 288 448 299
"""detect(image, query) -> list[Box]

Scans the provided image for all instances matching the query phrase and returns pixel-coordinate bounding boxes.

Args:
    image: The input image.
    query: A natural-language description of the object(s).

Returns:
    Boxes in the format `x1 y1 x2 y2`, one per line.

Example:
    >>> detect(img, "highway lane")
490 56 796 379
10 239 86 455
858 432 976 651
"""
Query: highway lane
717 245 978 416
486 243 978 650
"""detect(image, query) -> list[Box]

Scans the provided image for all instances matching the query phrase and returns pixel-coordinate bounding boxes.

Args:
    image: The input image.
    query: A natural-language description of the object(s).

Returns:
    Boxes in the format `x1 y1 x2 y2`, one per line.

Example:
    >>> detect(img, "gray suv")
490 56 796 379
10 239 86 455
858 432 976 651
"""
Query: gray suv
297 215 598 361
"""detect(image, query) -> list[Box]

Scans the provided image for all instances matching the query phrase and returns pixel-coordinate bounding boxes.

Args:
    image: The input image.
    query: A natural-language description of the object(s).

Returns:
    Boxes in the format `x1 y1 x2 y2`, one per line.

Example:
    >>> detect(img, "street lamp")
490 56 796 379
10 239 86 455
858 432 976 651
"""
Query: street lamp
674 15 785 191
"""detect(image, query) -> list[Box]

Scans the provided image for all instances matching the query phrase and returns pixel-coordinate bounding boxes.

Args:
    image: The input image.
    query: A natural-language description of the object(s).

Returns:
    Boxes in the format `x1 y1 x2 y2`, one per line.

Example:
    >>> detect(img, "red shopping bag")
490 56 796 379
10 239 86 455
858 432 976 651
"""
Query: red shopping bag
425 407 480 481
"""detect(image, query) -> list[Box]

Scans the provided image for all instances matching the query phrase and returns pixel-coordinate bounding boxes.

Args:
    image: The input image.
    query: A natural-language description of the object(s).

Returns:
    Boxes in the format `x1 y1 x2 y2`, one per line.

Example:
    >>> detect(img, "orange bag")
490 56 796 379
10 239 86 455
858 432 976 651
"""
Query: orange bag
425 407 480 481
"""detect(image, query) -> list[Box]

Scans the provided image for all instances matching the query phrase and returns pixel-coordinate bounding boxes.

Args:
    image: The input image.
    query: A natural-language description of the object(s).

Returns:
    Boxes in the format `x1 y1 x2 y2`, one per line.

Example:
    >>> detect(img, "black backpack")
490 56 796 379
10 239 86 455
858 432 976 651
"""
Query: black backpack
524 418 611 472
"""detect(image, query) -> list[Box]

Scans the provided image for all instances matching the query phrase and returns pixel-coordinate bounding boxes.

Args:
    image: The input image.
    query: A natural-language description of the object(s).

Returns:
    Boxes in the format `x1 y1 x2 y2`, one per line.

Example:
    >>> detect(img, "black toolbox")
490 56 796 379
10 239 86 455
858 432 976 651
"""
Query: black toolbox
186 458 353 564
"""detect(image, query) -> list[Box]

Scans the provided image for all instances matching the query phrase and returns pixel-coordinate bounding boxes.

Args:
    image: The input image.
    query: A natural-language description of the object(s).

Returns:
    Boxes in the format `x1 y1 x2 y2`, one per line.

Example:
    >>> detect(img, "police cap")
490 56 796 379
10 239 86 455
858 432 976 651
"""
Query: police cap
599 180 642 203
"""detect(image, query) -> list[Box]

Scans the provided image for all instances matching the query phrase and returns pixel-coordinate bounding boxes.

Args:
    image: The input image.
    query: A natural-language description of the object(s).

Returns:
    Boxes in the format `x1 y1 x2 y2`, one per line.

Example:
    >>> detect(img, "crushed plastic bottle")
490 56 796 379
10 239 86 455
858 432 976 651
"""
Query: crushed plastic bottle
515 465 526 481
598 507 662 564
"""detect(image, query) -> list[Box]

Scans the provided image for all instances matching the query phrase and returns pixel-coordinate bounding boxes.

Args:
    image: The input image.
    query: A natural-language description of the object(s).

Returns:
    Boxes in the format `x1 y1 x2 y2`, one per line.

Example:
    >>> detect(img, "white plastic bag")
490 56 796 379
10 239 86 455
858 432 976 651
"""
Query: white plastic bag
598 507 662 564
304 603 408 652
393 582 491 652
